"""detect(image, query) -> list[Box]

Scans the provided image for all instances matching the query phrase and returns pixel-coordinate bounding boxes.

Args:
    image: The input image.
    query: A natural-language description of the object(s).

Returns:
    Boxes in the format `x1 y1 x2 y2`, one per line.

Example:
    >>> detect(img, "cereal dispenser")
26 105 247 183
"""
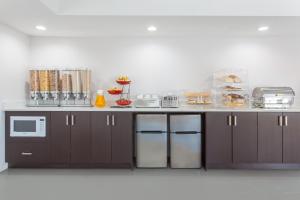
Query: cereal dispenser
28 69 60 106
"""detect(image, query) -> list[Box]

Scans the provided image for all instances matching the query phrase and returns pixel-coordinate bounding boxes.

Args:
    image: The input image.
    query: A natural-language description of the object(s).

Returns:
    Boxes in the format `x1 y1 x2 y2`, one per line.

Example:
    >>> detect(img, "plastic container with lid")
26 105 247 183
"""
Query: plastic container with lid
95 90 106 108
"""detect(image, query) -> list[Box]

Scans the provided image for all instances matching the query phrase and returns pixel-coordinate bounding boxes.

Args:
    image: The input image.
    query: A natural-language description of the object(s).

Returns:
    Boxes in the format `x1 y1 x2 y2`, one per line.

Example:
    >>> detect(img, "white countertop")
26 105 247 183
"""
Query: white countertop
3 102 300 112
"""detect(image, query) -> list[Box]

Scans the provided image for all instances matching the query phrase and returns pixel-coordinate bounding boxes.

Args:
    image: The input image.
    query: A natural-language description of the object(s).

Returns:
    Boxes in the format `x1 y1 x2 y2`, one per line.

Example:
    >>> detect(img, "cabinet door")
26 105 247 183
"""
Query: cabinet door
50 112 70 164
91 112 111 163
283 113 300 163
111 112 133 164
205 112 232 166
258 112 283 163
70 112 91 164
232 112 258 163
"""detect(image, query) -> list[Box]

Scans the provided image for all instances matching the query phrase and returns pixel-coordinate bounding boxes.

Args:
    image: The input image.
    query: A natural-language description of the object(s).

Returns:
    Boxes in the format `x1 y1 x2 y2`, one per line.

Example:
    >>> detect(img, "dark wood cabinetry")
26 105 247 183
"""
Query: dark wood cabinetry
205 112 232 166
5 112 50 167
283 113 300 163
50 112 70 164
6 111 133 168
206 112 258 168
258 112 283 163
50 112 91 165
258 112 300 164
91 112 111 164
6 110 300 170
111 112 133 164
232 112 258 164
70 112 91 164
91 112 133 166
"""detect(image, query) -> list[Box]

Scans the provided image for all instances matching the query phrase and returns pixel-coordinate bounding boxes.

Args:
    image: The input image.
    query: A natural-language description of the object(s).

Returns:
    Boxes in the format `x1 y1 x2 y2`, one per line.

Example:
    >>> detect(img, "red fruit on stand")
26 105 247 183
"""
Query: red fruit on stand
116 99 132 106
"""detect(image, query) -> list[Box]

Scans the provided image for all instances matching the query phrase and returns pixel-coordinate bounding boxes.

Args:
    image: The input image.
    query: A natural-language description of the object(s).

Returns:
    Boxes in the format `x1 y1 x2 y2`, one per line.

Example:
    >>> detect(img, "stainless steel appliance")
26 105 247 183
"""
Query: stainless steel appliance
252 87 295 108
162 95 179 108
136 114 167 168
170 114 202 168
135 94 161 108
10 116 46 137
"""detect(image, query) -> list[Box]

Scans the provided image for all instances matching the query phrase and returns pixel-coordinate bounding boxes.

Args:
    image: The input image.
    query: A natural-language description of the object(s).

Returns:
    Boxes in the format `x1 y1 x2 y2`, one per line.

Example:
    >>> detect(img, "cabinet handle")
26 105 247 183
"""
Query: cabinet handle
21 152 32 156
66 115 69 126
278 116 283 127
227 115 232 126
106 115 110 126
112 115 115 126
233 115 237 127
284 116 288 126
71 115 75 126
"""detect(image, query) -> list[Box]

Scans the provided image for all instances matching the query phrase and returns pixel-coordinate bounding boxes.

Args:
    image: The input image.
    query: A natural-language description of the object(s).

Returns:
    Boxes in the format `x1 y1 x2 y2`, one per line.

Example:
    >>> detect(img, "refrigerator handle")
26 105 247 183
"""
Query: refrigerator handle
173 131 199 135
139 131 165 134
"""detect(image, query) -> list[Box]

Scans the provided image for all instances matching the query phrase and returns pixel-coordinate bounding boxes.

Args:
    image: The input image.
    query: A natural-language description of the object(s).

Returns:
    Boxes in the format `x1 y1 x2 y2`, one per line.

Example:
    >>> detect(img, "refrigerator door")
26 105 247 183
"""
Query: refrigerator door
136 131 168 168
136 114 168 168
170 132 201 168
170 115 201 133
170 115 202 168
136 114 167 132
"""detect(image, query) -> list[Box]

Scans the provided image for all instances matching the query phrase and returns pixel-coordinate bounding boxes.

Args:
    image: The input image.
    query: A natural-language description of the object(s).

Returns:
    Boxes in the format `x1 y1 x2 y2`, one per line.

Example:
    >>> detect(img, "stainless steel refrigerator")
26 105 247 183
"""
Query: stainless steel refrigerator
136 114 168 168
170 114 202 168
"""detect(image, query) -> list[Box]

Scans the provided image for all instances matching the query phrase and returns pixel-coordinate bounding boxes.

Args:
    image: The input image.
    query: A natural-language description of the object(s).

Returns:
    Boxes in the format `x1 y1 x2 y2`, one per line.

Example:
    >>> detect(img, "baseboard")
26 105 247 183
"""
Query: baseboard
0 163 8 172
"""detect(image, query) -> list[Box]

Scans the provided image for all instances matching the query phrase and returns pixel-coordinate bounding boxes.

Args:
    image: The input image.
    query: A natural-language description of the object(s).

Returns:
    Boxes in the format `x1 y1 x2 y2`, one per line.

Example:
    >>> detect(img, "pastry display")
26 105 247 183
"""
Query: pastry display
213 69 249 107
184 92 212 105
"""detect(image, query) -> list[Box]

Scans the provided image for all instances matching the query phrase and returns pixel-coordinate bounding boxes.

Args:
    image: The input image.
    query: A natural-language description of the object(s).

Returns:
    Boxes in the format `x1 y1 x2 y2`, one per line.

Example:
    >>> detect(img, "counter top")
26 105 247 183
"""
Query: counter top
3 103 300 112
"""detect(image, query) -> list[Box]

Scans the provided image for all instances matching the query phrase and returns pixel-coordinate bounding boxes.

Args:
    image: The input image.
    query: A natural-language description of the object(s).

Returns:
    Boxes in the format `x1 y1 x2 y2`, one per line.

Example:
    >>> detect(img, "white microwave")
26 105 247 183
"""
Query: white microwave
10 116 46 137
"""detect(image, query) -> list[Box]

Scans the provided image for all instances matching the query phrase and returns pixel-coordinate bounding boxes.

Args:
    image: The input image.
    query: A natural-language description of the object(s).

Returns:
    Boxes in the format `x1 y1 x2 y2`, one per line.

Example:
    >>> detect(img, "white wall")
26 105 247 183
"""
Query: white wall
0 23 30 171
29 36 300 103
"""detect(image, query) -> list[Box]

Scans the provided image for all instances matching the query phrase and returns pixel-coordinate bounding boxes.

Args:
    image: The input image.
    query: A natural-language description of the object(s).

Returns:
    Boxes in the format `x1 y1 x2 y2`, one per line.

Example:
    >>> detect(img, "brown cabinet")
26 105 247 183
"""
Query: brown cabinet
91 112 133 165
232 112 258 164
283 113 300 163
111 112 133 164
5 111 50 167
258 112 283 163
50 111 70 164
206 112 258 168
206 112 232 166
258 112 300 164
50 111 91 165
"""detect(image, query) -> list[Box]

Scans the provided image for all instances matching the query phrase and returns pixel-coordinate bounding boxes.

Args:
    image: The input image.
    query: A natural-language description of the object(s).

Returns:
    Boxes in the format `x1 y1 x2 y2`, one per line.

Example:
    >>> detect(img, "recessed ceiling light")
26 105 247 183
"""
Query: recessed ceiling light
258 26 269 32
147 26 157 32
36 25 47 31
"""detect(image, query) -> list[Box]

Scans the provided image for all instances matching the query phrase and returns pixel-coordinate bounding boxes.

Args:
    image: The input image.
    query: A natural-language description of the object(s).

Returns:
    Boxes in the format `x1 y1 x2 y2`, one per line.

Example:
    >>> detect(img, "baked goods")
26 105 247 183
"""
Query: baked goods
213 69 249 107
185 92 212 105
224 74 242 83
223 93 246 107
223 85 243 91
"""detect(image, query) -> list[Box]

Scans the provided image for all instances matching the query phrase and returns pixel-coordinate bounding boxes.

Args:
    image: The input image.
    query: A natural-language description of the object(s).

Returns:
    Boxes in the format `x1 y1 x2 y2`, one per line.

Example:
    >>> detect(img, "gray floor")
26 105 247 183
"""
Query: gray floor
1 169 300 200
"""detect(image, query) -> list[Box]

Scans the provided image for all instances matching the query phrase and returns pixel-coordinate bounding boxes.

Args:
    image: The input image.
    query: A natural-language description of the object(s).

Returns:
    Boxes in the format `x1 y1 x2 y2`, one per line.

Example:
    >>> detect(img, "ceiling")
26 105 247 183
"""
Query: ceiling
1 0 300 37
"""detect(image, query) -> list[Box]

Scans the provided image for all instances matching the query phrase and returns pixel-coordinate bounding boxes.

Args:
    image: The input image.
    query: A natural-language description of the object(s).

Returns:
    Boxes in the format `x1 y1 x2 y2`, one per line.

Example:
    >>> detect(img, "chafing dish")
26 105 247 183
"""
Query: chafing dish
252 87 295 108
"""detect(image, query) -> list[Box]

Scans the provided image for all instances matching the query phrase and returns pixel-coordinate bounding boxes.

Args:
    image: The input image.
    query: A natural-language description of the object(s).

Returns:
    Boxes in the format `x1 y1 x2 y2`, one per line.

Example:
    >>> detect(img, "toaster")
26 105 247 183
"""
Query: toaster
162 95 180 108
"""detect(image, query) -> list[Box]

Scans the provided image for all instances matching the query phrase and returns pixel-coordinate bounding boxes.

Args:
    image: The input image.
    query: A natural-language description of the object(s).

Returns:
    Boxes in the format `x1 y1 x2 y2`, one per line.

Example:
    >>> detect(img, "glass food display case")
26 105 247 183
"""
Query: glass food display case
213 69 250 108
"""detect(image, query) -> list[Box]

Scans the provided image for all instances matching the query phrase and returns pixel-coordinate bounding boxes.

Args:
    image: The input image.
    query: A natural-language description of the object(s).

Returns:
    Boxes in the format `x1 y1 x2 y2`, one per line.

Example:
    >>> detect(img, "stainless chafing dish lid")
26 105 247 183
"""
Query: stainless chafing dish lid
252 87 295 98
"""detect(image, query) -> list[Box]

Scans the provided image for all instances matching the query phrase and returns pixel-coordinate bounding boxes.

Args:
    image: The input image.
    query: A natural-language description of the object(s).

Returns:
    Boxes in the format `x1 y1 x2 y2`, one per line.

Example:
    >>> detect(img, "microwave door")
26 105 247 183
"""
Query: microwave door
10 116 46 137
